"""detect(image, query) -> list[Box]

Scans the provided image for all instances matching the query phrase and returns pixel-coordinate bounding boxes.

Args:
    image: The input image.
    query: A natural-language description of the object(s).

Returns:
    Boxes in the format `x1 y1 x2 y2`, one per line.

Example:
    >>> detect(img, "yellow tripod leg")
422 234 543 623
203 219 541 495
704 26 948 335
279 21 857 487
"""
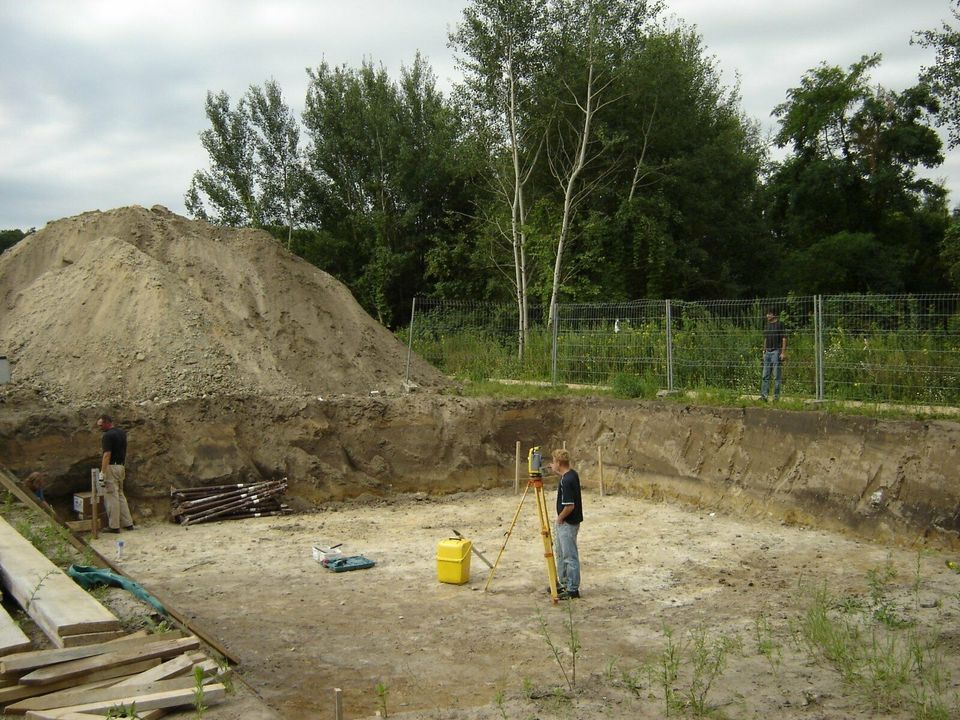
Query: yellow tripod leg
533 480 560 604
484 479 531 592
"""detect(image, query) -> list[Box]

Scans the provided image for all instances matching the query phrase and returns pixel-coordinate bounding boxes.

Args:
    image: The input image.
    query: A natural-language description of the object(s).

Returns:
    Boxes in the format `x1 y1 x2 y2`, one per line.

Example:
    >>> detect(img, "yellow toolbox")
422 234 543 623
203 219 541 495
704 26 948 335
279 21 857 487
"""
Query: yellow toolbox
436 537 472 585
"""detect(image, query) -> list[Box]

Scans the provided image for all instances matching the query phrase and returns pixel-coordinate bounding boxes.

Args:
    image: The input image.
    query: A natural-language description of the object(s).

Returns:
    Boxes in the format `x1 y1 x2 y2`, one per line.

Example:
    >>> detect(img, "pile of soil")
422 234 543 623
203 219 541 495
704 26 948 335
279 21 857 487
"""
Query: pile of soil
0 205 446 406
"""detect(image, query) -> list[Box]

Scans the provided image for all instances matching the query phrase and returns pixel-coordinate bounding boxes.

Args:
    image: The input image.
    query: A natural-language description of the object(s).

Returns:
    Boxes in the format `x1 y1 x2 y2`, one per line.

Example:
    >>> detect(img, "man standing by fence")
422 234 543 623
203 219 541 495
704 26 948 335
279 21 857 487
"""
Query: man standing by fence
760 308 787 401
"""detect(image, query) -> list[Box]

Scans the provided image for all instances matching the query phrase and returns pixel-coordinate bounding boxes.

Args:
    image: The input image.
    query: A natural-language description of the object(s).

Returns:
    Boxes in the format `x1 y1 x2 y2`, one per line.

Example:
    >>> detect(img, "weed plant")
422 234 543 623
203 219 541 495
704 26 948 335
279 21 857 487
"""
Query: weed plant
797 565 960 717
375 681 389 718
535 600 581 692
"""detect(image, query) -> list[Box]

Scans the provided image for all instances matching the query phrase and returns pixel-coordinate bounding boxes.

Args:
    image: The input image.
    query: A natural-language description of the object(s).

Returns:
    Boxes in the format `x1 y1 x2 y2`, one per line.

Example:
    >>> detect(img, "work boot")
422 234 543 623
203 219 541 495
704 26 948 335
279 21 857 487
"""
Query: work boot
558 589 580 599
104 527 120 533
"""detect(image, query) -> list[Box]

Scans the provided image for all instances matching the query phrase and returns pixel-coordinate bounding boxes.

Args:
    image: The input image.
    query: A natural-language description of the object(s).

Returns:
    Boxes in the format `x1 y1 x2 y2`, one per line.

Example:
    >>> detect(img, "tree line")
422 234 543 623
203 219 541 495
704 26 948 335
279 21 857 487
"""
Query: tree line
56 1 960 329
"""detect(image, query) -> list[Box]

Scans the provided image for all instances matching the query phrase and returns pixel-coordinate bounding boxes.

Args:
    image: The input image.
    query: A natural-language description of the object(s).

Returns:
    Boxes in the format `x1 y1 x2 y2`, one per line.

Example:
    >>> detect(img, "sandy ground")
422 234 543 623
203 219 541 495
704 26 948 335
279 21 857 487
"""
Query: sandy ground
89 488 960 719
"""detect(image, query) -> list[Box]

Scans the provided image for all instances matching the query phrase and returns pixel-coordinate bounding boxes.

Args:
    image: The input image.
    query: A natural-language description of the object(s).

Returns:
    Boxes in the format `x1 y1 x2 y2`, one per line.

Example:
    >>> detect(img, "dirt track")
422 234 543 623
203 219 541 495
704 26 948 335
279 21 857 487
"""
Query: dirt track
94 488 960 719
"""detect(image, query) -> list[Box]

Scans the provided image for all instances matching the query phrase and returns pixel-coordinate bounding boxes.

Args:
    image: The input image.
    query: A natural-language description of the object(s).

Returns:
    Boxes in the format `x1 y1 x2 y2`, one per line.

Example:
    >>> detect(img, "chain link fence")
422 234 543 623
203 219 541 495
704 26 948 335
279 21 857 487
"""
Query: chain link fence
403 294 960 406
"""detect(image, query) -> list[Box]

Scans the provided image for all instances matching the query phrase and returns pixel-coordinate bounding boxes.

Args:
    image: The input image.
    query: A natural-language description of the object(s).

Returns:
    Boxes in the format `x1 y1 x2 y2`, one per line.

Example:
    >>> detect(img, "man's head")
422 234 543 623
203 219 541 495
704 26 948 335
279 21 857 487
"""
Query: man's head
765 308 778 322
551 448 570 474
96 414 113 431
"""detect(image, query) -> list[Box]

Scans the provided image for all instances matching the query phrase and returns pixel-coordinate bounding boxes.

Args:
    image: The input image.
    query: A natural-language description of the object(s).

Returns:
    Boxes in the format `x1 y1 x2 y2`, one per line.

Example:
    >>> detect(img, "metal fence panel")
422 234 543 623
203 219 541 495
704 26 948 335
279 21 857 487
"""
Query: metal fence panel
555 300 668 386
406 293 960 406
819 294 960 405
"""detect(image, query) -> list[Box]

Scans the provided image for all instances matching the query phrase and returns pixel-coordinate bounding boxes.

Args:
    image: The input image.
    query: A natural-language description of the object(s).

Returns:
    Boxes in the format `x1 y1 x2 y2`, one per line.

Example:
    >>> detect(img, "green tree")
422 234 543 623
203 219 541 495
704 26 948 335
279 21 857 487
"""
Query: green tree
538 0 661 323
450 0 548 354
916 2 960 148
186 82 303 235
765 55 948 293
302 55 476 324
0 228 26 254
247 79 304 247
186 90 260 226
943 218 960 289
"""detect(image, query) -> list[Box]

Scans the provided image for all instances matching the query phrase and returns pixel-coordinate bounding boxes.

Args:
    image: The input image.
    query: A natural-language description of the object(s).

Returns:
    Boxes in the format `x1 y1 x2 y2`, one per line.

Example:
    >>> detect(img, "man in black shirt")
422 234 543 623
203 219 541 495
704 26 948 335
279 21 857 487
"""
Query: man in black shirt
550 448 583 599
760 308 787 401
97 413 134 532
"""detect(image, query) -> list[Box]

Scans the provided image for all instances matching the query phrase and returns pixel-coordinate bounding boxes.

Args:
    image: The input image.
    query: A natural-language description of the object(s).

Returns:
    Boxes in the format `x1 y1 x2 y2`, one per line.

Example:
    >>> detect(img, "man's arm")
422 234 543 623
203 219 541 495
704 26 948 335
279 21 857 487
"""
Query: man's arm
780 328 787 359
557 503 575 523
100 449 111 477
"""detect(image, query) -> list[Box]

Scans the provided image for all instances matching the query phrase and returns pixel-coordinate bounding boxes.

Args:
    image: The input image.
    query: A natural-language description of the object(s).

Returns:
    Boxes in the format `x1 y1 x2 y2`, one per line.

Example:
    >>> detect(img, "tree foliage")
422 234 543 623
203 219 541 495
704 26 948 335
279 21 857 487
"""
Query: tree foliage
0 228 26 254
183 5 953 330
765 54 949 293
916 3 960 148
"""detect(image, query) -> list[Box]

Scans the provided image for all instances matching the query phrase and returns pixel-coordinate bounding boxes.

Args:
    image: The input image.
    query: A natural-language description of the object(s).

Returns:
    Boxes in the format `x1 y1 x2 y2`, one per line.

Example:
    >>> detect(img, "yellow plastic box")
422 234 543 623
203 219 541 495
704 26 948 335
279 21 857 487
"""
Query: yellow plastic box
436 538 472 585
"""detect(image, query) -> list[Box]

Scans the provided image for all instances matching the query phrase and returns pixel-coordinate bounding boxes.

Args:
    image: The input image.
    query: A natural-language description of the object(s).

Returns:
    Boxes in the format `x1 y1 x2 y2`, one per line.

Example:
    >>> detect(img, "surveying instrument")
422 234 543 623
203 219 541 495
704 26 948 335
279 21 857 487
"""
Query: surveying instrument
484 446 561 603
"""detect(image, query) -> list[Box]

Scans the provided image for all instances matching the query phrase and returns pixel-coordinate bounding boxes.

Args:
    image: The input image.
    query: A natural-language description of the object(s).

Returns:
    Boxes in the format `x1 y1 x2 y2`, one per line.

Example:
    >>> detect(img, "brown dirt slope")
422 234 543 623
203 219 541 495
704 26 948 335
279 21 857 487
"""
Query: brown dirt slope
0 205 446 404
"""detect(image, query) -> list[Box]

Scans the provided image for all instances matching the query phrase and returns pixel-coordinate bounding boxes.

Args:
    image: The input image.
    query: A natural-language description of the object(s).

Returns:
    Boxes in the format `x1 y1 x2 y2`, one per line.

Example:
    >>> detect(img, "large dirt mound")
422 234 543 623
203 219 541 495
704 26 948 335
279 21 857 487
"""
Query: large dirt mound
0 205 447 404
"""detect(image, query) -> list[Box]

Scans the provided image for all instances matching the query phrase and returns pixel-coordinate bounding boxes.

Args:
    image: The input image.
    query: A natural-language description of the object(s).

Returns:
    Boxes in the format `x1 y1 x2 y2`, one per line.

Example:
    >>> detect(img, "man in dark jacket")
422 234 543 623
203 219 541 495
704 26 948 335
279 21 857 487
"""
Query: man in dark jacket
97 413 134 532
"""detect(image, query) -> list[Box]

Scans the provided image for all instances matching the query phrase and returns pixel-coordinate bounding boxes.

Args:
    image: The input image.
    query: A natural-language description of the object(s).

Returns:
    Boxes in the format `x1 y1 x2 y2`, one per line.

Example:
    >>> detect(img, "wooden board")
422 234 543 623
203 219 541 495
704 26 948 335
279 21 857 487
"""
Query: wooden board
1 631 175 674
0 466 238 665
23 683 225 717
0 602 31 656
20 636 199 686
8 676 198 712
0 659 159 705
0 518 120 642
57 629 127 648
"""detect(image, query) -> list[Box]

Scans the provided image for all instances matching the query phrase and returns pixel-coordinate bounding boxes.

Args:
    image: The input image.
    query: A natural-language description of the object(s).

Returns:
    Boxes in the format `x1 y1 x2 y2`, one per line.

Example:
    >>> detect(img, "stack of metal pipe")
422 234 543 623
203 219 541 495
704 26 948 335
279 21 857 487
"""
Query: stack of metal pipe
170 479 290 525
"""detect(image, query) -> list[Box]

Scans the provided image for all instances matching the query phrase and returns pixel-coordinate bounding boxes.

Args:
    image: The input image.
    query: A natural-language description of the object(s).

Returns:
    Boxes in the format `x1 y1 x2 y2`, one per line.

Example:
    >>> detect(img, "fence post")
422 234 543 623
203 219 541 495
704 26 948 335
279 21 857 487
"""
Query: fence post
816 295 825 401
665 299 675 393
404 297 417 386
551 303 559 386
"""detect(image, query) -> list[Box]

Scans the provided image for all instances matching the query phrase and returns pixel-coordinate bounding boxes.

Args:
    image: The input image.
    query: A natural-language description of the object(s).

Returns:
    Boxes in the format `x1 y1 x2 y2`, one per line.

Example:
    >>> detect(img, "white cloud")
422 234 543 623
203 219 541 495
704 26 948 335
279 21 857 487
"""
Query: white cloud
0 0 957 230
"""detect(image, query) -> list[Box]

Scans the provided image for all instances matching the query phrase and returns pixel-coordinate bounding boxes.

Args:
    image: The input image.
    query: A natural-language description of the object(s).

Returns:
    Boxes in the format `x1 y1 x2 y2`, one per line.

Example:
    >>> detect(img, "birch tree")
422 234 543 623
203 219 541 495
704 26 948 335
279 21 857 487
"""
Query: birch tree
450 0 546 357
541 0 659 326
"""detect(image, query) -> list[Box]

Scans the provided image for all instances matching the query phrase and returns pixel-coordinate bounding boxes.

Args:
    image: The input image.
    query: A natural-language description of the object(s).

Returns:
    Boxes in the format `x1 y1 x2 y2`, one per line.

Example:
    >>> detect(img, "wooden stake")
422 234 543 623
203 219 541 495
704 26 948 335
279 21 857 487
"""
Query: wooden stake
597 445 605 497
334 687 343 720
514 441 520 495
90 469 99 540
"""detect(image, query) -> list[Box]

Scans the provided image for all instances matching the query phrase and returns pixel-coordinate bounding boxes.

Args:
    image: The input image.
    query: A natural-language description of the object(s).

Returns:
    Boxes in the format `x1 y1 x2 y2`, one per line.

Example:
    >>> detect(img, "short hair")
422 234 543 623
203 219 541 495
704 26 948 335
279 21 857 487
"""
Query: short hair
98 413 113 423
552 448 570 465
765 308 778 317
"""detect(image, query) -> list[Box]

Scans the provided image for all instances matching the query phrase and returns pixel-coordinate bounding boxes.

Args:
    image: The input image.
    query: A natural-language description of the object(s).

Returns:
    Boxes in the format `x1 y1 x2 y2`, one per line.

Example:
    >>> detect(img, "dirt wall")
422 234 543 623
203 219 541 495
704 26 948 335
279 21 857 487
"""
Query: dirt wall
1 396 957 545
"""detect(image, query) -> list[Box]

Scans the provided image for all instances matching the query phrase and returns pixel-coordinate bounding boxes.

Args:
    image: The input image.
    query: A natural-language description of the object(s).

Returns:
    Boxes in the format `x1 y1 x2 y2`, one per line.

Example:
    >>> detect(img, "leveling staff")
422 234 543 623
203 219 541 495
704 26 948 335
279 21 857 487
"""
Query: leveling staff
550 448 582 599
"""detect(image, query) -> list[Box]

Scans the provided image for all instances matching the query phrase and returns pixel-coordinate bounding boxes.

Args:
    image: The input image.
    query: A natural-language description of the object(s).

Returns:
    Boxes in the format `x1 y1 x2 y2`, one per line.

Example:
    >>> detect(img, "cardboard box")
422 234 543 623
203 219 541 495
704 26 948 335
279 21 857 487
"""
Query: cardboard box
73 491 107 522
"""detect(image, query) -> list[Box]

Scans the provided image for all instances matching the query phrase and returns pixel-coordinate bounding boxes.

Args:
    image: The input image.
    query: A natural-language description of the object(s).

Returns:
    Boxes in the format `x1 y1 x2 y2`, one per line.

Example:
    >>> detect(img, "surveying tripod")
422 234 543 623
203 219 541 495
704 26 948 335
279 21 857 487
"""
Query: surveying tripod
484 447 561 604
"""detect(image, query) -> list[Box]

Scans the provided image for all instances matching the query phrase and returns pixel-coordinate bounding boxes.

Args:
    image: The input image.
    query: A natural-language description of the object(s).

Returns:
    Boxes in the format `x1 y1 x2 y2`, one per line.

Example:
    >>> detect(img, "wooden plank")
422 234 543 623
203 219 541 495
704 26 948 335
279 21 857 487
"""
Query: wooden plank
0 659 159 705
110 652 196 687
0 518 121 641
1 631 178 674
0 603 31 656
23 683 225 717
8 676 198 712
0 467 239 665
20 636 199 686
57 630 126 648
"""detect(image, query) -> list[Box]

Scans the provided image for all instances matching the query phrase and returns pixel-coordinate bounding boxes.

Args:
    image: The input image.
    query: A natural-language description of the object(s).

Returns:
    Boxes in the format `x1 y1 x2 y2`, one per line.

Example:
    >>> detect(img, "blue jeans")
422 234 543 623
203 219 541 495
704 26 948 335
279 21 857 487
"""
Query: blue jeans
554 522 580 592
761 350 781 399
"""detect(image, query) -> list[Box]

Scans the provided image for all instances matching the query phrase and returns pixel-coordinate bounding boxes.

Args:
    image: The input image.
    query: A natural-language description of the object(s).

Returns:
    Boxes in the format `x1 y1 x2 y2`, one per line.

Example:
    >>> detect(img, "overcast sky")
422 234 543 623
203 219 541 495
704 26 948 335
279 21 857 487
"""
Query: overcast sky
0 0 956 231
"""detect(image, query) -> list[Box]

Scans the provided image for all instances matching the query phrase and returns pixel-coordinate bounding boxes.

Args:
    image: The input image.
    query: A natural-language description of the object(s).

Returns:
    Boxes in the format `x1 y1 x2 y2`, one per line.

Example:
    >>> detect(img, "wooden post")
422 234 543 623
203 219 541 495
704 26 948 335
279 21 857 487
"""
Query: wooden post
514 441 521 494
334 687 343 720
597 445 605 497
90 468 99 539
